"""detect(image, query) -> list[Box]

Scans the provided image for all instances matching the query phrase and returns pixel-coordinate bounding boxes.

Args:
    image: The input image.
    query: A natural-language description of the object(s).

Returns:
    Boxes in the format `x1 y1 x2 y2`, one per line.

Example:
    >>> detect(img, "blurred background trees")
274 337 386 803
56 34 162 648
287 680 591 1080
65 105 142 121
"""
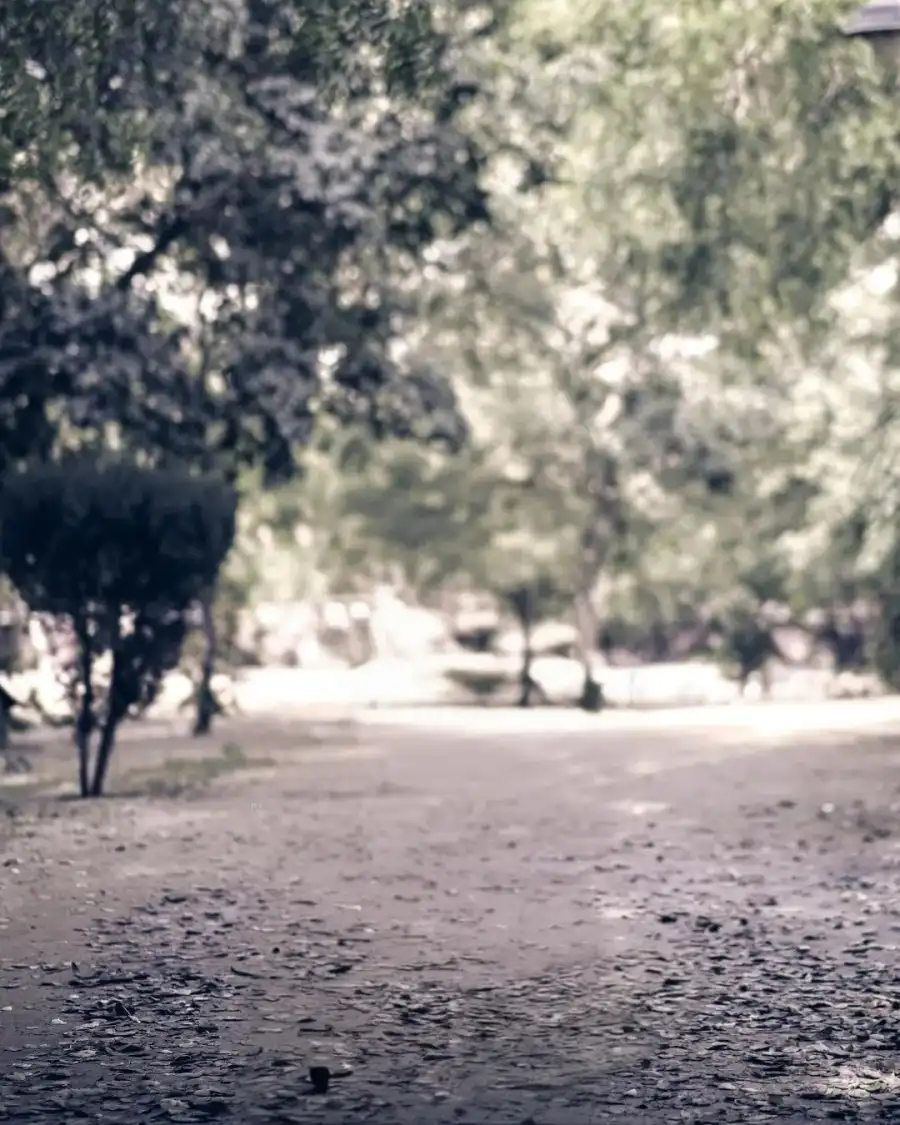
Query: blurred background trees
4 0 900 735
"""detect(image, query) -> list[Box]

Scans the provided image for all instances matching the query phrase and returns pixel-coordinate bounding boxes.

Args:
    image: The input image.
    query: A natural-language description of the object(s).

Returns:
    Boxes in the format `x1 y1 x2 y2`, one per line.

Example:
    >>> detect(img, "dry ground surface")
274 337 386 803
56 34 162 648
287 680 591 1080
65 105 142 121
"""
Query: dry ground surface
4 700 900 1122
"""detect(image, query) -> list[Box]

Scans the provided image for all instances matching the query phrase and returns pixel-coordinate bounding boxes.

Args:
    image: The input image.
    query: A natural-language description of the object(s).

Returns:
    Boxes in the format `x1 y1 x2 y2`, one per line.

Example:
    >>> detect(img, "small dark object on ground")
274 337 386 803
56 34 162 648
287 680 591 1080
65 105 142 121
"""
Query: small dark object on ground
309 1065 330 1094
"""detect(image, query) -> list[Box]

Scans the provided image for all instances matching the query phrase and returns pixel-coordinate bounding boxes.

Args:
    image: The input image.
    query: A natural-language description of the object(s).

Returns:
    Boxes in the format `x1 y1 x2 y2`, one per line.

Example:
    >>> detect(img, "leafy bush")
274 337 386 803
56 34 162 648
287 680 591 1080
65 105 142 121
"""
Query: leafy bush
0 459 237 796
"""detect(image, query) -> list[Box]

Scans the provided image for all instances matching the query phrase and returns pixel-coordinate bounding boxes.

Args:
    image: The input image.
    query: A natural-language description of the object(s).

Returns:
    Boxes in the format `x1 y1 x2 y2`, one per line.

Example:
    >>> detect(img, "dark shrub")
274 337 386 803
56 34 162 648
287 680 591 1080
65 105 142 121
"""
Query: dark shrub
0 459 237 796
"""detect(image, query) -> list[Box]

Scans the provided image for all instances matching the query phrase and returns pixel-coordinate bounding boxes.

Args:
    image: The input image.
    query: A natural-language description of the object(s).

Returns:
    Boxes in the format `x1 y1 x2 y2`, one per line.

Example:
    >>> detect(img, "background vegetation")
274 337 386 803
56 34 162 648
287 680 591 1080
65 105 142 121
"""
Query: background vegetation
4 0 900 772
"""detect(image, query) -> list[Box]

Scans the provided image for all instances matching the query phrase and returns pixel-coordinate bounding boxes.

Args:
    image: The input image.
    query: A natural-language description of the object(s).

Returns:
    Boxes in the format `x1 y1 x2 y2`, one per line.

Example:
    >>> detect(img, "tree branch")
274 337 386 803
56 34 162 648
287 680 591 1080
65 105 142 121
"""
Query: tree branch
115 215 188 291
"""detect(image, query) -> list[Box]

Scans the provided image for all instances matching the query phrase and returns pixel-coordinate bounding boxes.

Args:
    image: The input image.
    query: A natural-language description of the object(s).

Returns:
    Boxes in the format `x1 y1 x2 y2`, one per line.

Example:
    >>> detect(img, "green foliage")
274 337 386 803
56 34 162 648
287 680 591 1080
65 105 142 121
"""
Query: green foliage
0 0 487 487
0 0 183 181
304 0 900 689
328 437 578 618
6 0 900 700
0 460 235 616
336 444 499 591
0 459 237 794
0 0 453 183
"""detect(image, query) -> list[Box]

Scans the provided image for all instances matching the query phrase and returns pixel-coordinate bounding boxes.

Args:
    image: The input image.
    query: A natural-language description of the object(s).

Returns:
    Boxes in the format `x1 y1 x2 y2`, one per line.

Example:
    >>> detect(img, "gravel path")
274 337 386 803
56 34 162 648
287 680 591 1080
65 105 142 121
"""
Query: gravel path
3 706 900 1122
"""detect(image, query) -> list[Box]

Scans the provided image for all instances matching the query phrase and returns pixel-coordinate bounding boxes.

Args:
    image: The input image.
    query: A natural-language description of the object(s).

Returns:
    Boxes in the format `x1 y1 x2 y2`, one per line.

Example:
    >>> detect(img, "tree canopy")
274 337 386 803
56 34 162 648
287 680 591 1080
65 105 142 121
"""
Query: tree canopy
0 0 487 483
4 0 900 693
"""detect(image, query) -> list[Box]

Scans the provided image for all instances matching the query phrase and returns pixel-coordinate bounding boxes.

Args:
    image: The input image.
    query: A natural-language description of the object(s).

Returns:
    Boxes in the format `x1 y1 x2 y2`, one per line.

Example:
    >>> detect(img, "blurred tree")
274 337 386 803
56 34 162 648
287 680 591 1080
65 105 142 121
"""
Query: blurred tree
321 438 575 702
400 0 900 681
7 0 900 707
1 0 497 729
0 0 488 480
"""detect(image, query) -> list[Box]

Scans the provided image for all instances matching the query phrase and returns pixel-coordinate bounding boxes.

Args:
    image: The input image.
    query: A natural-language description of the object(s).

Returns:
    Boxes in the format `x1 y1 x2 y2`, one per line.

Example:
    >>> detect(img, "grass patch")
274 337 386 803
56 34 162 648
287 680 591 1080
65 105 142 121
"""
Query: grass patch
117 741 275 797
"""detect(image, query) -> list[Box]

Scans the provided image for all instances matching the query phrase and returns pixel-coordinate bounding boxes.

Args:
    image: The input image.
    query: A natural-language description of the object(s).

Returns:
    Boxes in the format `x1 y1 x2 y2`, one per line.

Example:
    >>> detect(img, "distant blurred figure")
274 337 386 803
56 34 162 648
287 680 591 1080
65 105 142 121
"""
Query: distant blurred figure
721 609 786 699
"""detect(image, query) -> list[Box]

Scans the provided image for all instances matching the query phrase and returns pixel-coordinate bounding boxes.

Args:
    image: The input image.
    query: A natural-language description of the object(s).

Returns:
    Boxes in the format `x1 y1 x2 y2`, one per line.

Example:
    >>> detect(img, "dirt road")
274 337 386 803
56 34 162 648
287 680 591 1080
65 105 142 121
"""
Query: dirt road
3 703 900 1122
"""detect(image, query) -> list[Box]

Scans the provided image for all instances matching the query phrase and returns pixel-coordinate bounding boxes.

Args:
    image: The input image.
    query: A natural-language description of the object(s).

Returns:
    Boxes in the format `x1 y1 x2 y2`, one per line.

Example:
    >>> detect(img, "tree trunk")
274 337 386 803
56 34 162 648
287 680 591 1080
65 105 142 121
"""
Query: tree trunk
89 708 119 797
0 690 8 754
74 626 94 798
193 594 217 737
574 591 604 712
579 673 604 712
89 624 123 798
518 618 534 707
509 586 537 708
75 724 91 798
